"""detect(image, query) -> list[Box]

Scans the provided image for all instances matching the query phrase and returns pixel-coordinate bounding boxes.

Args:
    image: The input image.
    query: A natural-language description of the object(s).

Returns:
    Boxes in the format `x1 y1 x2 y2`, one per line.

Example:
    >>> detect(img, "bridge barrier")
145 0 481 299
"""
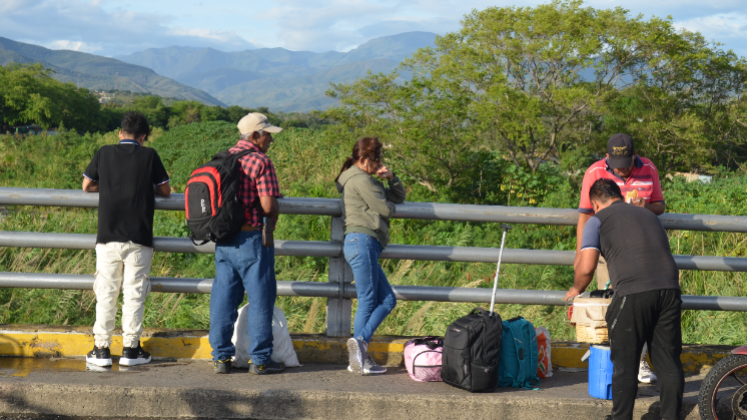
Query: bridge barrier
0 187 746 338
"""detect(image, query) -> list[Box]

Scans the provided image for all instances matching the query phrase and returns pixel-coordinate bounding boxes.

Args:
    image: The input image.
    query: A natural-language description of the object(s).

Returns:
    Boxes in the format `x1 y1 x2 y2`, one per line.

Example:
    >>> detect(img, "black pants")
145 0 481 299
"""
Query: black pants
606 289 684 420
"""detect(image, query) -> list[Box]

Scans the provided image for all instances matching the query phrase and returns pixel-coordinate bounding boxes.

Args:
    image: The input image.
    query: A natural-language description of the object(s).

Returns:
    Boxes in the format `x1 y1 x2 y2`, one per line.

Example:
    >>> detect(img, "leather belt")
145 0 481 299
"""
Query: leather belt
241 224 261 232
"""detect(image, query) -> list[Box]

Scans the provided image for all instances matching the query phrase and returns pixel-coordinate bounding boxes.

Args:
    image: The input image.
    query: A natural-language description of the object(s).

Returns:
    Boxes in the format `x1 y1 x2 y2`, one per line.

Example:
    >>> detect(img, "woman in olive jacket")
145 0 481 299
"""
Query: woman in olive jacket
335 137 406 375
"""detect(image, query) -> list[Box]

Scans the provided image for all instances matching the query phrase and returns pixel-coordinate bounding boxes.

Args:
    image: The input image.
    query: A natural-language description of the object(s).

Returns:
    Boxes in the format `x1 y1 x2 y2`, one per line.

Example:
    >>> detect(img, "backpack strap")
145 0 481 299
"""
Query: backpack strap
471 307 490 316
226 148 263 219
213 148 255 161
231 149 255 159
190 235 210 247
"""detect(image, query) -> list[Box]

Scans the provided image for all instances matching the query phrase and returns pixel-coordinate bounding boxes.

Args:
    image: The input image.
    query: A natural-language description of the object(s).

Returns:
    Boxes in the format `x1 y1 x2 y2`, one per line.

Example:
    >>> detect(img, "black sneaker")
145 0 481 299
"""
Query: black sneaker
249 360 285 375
214 359 231 374
120 342 151 366
86 346 112 367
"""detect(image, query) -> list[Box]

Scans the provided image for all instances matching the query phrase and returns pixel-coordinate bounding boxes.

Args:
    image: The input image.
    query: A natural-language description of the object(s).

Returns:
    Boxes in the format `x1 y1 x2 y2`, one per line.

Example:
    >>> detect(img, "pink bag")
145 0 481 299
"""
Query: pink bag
404 336 443 382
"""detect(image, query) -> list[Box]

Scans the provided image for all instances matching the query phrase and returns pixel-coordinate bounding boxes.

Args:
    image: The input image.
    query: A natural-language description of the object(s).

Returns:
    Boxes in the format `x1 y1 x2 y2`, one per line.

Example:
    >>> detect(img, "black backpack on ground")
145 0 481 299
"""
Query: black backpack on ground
185 149 255 244
441 224 512 393
441 307 503 392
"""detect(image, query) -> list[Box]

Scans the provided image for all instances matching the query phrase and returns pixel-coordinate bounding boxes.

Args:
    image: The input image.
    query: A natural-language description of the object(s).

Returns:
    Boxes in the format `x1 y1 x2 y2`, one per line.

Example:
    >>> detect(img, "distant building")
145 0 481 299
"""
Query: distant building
667 172 713 184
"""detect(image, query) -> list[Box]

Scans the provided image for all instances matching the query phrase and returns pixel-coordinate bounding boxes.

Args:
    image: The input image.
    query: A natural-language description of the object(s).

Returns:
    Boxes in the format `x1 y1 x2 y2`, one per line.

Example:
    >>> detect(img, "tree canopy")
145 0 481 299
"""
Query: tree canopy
0 63 101 131
323 0 747 192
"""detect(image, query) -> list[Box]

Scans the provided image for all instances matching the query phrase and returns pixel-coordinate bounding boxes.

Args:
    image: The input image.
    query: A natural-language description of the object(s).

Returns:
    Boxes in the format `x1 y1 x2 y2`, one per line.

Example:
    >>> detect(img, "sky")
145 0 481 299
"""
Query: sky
2 0 747 57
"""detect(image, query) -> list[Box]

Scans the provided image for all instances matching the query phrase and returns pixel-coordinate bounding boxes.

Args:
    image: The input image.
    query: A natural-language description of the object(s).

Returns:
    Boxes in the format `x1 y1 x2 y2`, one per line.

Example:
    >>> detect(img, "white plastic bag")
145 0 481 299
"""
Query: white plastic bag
231 304 301 368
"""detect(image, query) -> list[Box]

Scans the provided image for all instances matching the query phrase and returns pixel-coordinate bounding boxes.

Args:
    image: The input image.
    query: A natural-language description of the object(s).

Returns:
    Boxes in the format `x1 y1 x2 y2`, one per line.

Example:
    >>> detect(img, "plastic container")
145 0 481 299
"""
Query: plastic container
588 345 613 400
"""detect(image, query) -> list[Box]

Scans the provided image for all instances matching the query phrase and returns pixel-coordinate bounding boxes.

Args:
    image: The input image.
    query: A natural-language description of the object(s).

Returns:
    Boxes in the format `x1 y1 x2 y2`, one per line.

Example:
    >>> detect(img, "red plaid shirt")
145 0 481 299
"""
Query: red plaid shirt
229 140 280 227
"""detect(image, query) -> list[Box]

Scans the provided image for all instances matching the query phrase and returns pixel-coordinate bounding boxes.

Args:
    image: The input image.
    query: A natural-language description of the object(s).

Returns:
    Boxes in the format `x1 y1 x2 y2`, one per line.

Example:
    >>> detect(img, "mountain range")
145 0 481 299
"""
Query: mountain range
115 31 436 112
0 31 436 112
0 37 225 106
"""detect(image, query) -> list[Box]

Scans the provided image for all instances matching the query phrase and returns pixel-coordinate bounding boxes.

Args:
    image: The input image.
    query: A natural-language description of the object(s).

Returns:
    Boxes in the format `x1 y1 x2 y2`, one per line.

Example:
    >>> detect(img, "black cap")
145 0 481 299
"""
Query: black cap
607 133 635 169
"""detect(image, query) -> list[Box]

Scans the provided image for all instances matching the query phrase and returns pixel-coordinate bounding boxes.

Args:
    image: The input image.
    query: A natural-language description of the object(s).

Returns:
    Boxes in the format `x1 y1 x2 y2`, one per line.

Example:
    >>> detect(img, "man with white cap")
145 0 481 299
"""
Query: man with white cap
209 112 285 375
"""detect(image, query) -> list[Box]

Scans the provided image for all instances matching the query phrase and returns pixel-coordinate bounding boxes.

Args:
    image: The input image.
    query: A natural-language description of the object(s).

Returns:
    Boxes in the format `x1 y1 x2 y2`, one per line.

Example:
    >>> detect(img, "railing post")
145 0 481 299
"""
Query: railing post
326 216 353 337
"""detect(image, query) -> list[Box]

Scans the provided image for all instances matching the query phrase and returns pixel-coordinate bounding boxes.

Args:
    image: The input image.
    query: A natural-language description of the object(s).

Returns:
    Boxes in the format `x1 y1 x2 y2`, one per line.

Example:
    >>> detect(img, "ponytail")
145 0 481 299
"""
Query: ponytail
334 137 383 183
335 157 356 183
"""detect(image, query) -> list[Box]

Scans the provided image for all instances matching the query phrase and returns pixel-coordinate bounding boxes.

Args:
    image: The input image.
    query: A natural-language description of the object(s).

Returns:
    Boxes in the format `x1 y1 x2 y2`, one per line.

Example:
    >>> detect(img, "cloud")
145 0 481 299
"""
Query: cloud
675 13 747 39
262 0 398 51
46 40 102 53
673 13 747 57
0 0 256 56
2 0 747 59
0 0 42 14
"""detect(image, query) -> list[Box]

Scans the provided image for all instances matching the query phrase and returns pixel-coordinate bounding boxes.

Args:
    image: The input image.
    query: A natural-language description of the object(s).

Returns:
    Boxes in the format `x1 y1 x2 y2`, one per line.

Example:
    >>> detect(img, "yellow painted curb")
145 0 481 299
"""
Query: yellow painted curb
0 326 734 373
0 328 212 359
549 342 734 374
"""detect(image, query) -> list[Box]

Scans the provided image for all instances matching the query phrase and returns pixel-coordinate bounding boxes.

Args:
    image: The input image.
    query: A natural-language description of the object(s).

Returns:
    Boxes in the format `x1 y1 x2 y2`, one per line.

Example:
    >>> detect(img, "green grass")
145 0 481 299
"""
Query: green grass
0 122 745 345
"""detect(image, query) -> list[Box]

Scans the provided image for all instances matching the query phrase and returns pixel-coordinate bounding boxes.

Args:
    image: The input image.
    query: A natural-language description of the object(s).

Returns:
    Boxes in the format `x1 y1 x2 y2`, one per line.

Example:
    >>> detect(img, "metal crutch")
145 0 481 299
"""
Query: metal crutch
489 224 512 316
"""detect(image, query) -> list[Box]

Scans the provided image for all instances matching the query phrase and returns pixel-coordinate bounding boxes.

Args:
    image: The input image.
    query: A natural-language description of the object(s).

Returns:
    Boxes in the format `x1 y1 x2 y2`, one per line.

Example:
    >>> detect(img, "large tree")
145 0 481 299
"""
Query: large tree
602 31 747 172
325 0 747 192
325 71 476 192
0 63 102 132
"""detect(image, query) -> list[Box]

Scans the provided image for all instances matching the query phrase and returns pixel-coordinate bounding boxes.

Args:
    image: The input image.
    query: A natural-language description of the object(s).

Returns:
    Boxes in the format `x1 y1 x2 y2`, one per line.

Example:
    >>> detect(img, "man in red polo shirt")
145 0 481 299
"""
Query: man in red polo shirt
575 133 666 383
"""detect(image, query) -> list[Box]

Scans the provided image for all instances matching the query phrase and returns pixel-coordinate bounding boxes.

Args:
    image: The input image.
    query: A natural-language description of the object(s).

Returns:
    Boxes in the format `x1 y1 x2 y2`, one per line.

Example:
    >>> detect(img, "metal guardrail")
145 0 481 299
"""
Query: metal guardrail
0 231 746 271
0 187 746 337
1 272 745 311
3 187 747 231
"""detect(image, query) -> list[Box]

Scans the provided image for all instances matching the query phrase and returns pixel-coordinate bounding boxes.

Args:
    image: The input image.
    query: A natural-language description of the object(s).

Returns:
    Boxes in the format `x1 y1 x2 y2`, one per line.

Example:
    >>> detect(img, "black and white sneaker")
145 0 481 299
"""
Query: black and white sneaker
86 346 112 367
120 342 151 366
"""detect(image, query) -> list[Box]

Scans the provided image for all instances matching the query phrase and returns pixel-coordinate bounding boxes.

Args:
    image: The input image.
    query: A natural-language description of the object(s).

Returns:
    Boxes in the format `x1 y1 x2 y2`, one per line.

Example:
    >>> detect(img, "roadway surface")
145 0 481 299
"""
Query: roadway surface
0 357 704 419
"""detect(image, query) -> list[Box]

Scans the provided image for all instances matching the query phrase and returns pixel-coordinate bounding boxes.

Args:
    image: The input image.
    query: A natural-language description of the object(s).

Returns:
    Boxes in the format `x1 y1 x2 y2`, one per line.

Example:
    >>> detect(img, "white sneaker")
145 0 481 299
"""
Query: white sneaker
347 338 365 375
637 360 657 383
346 339 386 375
347 359 387 374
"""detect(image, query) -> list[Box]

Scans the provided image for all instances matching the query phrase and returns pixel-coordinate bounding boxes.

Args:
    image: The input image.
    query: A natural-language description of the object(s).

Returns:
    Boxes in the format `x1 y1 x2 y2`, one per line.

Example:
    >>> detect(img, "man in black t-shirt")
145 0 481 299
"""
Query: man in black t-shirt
82 112 171 367
566 179 683 420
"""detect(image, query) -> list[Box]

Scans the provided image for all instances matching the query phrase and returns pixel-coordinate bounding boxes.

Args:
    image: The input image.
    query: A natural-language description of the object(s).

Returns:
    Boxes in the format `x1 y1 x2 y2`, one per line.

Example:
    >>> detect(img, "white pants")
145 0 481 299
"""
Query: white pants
93 242 153 348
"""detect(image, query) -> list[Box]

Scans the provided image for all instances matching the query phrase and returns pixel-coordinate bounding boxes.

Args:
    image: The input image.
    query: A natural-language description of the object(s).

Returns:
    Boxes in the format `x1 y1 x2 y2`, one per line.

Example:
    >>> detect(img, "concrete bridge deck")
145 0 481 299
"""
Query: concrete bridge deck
0 357 703 420
0 326 729 419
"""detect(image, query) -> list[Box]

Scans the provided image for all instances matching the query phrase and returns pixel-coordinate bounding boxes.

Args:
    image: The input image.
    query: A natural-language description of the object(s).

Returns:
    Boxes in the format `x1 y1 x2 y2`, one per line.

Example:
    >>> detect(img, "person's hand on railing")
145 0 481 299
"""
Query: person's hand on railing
565 286 583 301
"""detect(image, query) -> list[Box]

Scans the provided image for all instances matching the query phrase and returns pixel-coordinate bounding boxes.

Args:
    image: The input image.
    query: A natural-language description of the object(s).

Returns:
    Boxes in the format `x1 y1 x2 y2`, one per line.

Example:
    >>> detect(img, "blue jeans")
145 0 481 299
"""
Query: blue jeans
344 233 396 344
209 231 276 365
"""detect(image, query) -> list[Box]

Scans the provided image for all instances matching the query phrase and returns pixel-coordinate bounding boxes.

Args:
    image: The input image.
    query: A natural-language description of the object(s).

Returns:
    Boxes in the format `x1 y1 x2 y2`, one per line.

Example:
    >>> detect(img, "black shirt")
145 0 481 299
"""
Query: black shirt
587 200 680 297
84 140 170 247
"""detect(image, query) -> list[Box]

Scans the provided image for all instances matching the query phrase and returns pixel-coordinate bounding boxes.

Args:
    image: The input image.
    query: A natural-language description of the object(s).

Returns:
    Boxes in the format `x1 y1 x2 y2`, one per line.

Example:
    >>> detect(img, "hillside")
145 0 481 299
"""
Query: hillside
0 37 225 106
115 32 437 112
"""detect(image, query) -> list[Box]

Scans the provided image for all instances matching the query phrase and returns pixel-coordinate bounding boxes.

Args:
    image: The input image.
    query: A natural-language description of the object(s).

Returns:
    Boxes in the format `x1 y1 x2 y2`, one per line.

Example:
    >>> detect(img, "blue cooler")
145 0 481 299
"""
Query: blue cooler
588 345 613 399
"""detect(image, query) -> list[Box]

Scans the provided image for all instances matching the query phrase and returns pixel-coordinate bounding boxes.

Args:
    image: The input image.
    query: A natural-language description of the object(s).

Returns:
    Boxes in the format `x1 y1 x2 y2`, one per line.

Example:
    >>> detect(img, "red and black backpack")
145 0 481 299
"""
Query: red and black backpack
185 149 256 244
